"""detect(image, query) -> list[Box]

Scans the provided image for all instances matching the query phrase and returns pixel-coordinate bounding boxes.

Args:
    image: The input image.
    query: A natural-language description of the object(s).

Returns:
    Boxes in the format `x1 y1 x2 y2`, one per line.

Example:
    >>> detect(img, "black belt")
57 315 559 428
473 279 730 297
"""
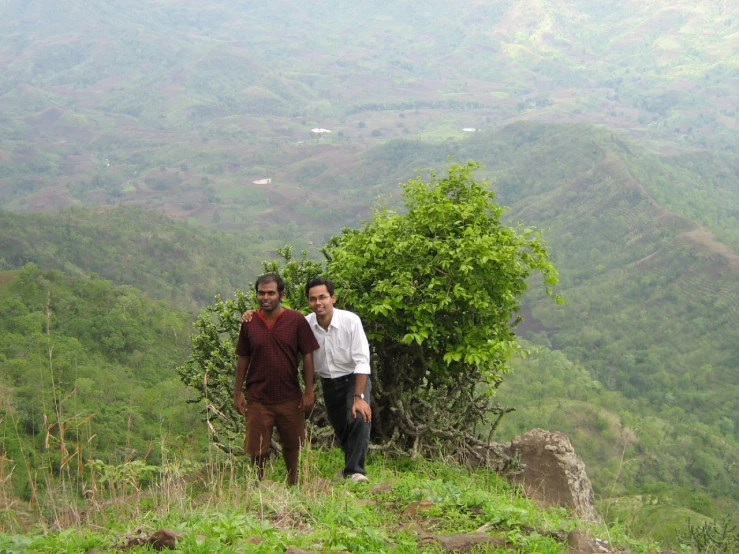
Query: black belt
321 373 354 384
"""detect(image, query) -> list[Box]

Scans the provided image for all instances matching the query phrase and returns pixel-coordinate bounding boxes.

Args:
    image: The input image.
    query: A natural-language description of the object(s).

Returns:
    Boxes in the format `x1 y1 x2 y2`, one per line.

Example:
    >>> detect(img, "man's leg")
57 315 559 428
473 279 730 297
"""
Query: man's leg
245 401 274 481
322 375 371 477
274 399 305 486
282 448 300 486
342 377 371 476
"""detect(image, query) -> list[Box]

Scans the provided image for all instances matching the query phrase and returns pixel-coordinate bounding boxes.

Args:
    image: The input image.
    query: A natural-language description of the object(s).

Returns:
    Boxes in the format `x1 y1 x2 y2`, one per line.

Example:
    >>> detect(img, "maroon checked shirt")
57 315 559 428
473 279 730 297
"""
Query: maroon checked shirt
235 308 319 404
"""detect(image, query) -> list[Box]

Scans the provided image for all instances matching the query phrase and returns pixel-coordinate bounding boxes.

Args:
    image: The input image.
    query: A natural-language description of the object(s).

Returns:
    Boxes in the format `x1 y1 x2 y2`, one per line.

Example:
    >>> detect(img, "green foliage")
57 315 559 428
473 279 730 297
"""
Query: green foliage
0 264 203 500
90 459 160 493
678 518 739 554
323 162 559 446
177 291 251 454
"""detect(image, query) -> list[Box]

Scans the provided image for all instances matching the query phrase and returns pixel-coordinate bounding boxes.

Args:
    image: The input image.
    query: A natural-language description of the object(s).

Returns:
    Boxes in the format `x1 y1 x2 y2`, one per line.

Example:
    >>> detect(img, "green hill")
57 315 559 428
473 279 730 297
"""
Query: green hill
495 344 737 542
0 264 202 498
0 206 264 309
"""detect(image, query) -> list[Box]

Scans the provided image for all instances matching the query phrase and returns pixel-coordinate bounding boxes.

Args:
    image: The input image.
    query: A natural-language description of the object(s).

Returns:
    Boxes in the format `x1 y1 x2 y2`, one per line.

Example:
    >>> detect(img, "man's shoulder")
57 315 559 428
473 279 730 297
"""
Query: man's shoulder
334 308 363 326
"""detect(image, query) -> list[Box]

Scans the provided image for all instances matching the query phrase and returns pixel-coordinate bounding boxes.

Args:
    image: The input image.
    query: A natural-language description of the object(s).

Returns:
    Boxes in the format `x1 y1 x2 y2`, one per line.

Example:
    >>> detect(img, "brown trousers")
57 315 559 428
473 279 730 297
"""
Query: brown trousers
244 399 305 457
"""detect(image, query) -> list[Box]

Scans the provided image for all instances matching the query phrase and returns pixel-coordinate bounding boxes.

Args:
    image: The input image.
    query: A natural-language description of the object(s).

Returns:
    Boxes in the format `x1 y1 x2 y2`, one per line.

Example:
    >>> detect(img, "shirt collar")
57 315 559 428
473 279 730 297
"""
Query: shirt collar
257 308 285 329
312 309 340 331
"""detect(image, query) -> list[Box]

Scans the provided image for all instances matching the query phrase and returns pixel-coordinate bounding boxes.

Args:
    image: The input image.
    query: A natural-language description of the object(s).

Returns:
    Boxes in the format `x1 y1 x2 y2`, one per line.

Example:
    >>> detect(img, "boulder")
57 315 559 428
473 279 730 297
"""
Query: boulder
504 428 600 523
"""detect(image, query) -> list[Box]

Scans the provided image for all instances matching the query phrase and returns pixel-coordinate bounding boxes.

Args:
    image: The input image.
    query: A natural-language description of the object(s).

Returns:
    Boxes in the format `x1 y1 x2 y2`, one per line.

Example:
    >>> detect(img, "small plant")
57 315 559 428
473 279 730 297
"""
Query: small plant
178 531 236 554
678 518 739 554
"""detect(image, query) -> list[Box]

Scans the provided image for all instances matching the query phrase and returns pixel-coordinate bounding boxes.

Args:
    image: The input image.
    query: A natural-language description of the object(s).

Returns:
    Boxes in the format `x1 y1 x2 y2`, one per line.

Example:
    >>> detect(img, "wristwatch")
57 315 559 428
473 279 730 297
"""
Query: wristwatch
353 393 365 400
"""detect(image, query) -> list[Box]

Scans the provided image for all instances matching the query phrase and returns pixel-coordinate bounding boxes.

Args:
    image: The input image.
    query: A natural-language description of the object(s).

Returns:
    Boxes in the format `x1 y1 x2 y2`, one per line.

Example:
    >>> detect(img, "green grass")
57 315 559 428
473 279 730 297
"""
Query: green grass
0 445 661 553
603 498 712 546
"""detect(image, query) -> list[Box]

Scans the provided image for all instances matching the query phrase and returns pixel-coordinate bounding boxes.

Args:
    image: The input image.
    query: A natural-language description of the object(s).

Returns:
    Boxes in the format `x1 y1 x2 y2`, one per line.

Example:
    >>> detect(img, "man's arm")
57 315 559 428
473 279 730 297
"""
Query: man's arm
350 317 372 423
299 351 315 412
234 355 249 416
352 373 371 423
350 316 371 375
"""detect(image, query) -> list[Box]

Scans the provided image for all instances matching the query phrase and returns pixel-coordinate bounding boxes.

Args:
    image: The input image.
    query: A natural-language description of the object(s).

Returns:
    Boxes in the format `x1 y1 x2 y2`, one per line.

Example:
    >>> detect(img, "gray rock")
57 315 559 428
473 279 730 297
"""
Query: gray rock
504 428 600 523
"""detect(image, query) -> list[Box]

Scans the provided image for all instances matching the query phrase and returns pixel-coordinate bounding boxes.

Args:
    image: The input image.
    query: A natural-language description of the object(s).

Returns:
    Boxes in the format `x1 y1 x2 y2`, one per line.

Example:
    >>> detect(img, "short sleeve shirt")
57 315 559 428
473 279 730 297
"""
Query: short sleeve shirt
235 308 319 404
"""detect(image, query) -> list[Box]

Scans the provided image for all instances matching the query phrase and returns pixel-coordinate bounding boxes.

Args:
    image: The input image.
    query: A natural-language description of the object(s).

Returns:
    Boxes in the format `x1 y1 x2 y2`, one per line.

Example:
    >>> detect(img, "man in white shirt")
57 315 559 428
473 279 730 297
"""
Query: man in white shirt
305 276 372 483
242 276 373 482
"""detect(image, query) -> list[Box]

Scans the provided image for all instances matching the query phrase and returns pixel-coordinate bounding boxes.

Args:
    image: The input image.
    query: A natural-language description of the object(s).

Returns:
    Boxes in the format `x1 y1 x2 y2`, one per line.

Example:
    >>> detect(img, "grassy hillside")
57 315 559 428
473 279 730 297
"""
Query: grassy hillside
0 448 663 553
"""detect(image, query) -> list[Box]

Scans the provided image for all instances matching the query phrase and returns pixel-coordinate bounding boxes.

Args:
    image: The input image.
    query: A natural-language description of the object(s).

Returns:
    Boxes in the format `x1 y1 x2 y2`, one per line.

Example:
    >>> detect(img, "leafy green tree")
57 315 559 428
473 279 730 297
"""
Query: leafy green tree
179 163 560 457
323 162 560 453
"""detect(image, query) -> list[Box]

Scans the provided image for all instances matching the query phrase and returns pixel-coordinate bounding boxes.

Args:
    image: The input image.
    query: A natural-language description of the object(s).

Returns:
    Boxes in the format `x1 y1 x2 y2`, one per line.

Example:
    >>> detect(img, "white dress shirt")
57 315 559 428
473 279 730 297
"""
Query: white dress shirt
305 308 371 379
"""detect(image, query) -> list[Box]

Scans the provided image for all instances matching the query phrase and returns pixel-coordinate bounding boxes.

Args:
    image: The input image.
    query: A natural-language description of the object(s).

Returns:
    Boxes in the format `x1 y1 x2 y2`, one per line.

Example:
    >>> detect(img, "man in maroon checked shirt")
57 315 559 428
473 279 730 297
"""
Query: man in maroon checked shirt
234 272 319 485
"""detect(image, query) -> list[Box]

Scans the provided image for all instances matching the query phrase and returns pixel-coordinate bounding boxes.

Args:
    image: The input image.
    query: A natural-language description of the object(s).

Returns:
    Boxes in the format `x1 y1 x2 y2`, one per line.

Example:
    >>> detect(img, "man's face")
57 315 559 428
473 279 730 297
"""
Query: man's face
308 285 336 319
257 281 283 313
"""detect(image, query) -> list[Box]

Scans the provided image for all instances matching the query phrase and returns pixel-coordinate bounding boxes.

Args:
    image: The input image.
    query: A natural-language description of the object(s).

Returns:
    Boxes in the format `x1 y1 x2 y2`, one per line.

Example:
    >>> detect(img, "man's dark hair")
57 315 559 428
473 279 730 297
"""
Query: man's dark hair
255 272 285 293
305 276 335 297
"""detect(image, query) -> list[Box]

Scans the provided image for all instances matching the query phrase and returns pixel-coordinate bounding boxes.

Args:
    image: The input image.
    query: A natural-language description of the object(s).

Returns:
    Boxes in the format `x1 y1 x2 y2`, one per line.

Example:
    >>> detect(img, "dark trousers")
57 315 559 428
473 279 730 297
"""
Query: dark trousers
321 374 371 476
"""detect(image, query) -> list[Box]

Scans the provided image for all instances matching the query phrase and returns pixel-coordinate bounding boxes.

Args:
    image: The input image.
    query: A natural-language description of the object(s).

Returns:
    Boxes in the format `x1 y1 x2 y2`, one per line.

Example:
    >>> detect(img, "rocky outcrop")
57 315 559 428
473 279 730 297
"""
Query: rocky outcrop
504 428 600 523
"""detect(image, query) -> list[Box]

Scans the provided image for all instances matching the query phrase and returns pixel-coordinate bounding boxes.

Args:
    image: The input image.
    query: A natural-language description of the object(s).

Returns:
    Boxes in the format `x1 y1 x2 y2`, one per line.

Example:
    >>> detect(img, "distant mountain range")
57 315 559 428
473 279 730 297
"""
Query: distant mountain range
1 0 737 236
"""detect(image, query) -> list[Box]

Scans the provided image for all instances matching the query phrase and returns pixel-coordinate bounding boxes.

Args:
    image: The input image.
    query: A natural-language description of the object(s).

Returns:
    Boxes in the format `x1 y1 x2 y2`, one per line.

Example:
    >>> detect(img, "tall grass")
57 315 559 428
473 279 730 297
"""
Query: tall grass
0 435 667 553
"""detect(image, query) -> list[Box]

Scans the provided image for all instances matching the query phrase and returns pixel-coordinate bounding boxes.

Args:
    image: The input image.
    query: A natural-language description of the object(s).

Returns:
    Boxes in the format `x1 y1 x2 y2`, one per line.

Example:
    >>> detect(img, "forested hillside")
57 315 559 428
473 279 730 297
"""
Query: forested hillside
346 124 738 436
463 125 738 427
0 206 263 309
0 264 203 500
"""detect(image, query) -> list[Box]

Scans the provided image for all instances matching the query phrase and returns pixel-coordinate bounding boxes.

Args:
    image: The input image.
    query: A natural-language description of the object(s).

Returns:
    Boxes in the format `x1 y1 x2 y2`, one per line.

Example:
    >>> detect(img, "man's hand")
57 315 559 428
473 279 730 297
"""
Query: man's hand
241 310 256 323
299 390 315 413
352 397 371 423
234 391 247 416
